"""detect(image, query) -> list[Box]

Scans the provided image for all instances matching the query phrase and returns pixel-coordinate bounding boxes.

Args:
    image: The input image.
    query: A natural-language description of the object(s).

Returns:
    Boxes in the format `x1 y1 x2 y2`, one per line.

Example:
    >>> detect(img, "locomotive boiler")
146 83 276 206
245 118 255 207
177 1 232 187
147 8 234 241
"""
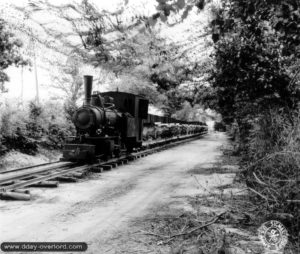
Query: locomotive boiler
63 75 149 161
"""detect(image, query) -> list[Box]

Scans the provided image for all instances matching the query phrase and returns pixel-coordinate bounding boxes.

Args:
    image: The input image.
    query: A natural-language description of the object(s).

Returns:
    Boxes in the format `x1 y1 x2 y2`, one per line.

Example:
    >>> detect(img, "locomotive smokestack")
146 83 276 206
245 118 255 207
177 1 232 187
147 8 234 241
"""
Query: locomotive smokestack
84 75 93 105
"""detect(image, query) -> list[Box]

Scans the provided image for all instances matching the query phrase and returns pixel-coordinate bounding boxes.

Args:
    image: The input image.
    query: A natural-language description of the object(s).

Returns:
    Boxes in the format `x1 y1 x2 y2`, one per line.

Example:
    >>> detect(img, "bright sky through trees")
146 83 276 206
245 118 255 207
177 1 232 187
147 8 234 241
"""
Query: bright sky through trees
0 0 213 118
1 0 156 100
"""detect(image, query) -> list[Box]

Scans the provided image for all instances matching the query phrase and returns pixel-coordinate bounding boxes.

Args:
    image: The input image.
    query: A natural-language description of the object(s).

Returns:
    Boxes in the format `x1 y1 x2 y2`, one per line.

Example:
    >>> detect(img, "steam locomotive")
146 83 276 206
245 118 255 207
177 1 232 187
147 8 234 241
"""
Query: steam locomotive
63 75 207 161
63 75 149 160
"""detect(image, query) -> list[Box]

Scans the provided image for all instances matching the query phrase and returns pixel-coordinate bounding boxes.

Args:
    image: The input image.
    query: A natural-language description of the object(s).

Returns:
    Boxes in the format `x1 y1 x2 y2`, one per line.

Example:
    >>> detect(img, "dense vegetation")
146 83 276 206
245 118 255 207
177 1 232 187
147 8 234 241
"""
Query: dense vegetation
0 101 75 155
211 0 300 249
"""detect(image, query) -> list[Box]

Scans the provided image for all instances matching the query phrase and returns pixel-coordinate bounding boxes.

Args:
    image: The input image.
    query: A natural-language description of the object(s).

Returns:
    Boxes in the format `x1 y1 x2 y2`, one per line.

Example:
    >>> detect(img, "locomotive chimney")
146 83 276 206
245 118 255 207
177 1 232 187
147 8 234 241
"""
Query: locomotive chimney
84 75 93 105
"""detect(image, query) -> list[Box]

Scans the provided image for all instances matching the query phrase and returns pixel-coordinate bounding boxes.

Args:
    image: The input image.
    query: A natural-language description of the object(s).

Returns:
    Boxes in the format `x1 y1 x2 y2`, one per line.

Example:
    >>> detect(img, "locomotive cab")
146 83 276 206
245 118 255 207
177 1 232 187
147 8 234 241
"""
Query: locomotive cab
101 91 148 151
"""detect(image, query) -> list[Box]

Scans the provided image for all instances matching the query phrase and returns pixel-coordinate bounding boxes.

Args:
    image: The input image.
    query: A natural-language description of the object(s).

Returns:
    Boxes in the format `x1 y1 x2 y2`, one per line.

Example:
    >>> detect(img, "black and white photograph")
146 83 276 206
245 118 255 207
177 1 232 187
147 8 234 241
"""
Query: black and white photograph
0 0 299 253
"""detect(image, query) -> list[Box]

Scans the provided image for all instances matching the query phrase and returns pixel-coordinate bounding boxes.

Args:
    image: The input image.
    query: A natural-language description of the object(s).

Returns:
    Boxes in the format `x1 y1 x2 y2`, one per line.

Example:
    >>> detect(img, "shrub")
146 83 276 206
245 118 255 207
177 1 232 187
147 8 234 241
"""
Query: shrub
0 100 75 154
214 121 226 132
0 102 36 154
243 109 300 249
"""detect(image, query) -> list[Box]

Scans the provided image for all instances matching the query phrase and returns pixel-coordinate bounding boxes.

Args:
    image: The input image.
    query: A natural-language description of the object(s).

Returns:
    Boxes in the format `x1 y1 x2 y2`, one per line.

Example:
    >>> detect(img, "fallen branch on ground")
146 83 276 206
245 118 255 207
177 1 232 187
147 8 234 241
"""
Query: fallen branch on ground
167 211 226 239
139 230 168 239
140 212 226 245
248 187 270 202
253 172 267 186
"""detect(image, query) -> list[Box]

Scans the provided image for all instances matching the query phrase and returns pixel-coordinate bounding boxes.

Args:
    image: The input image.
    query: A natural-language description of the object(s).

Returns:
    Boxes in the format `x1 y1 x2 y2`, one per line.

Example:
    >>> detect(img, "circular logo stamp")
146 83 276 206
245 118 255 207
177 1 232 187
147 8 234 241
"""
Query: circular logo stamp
258 220 288 251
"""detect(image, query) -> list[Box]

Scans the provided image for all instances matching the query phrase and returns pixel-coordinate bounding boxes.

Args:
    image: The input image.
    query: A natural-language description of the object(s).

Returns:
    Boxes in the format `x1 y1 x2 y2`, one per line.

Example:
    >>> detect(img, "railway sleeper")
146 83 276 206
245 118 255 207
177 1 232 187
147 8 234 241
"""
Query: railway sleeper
0 191 31 201
29 181 59 188
127 156 135 161
54 176 78 183
101 165 113 171
71 171 87 178
12 189 30 194
118 159 128 165
89 166 104 173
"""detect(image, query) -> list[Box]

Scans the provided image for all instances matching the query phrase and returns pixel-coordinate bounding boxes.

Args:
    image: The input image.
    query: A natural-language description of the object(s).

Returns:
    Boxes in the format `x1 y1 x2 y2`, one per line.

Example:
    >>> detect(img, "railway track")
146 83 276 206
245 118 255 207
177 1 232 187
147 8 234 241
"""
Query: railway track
0 132 207 201
0 160 68 174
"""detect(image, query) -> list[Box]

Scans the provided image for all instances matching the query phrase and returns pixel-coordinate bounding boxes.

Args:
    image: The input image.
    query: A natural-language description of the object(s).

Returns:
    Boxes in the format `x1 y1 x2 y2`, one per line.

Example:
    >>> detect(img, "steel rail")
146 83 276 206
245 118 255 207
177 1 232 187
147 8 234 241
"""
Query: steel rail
0 161 75 185
0 164 93 192
0 160 63 174
134 132 206 157
0 132 207 197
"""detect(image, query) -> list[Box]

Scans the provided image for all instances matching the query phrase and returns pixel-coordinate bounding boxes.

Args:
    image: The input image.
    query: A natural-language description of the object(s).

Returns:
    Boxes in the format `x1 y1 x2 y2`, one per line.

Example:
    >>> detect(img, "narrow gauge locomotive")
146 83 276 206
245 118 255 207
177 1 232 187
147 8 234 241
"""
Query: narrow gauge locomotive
63 75 207 161
63 75 149 161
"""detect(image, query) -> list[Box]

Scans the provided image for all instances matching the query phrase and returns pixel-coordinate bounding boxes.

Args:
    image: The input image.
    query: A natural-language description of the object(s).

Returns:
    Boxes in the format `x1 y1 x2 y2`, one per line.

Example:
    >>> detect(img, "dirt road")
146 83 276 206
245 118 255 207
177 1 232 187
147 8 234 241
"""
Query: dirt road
0 132 232 253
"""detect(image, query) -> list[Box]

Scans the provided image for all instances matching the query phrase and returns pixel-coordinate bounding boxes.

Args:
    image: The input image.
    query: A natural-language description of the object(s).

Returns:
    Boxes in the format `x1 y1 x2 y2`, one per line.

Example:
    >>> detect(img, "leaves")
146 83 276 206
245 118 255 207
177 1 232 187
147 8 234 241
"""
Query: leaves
211 0 300 124
5 0 212 116
0 18 29 93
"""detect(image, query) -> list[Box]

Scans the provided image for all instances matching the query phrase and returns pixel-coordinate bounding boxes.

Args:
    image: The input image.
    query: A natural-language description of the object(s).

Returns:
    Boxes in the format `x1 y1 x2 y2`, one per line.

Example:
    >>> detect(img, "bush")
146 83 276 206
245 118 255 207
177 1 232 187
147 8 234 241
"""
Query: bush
214 121 226 132
243 109 300 249
0 100 75 154
0 101 36 154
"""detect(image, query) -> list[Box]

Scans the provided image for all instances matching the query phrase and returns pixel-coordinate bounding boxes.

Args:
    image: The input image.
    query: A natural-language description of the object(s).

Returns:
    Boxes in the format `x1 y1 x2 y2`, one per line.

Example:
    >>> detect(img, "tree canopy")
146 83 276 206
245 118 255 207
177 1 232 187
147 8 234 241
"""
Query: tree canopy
211 0 300 124
0 18 29 93
3 0 214 117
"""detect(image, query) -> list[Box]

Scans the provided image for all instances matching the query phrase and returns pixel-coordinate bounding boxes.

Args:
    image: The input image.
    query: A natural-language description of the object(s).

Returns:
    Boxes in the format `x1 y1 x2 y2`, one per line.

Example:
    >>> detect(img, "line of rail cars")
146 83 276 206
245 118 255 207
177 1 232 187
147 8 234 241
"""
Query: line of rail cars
144 114 207 127
63 75 207 161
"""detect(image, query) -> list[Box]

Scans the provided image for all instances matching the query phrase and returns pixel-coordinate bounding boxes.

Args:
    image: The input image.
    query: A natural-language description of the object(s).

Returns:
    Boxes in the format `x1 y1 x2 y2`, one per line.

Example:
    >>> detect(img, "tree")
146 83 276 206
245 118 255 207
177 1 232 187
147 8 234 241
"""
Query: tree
0 18 29 93
211 0 300 127
49 56 83 104
9 0 214 115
